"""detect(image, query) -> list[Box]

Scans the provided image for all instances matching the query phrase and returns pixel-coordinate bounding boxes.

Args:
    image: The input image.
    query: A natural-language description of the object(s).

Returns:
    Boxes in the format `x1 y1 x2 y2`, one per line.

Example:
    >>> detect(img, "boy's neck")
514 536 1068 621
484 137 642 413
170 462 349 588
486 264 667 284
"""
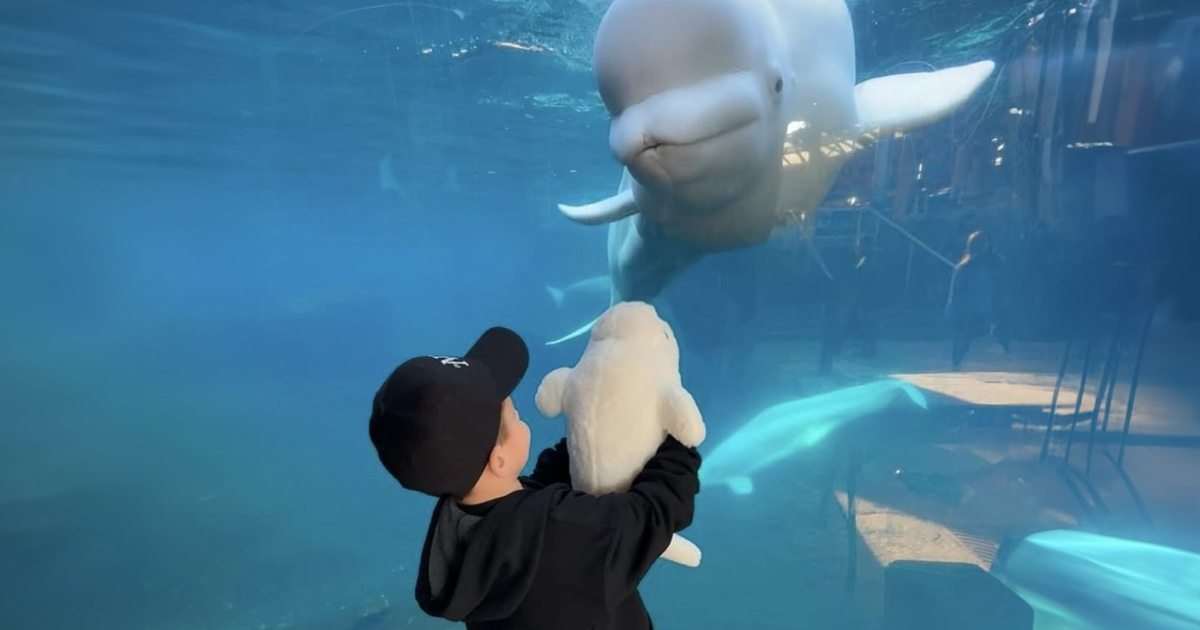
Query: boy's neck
459 477 524 506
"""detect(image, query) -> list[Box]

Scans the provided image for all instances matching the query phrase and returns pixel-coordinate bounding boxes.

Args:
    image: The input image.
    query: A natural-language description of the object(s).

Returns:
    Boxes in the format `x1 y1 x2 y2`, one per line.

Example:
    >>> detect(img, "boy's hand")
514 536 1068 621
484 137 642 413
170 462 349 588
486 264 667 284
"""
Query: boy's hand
523 437 572 488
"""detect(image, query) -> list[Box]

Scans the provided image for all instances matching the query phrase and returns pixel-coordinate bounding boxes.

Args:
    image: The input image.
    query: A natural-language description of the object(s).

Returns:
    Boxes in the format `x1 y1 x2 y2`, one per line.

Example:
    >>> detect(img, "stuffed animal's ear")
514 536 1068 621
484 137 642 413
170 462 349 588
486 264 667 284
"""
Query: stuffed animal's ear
660 385 706 447
535 367 572 418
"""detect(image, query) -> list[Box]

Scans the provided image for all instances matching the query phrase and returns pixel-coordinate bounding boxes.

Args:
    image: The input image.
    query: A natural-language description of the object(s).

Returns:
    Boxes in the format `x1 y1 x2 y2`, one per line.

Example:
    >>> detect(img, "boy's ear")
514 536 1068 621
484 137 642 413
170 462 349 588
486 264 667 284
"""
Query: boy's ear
483 445 501 474
485 444 510 475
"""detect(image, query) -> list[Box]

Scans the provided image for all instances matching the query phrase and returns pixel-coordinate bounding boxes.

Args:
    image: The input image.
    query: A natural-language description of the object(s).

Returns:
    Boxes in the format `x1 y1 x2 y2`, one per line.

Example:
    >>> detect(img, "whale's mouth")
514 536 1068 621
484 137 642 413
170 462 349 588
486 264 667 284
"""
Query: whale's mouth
627 127 750 189
638 140 664 159
610 70 765 168
634 124 751 160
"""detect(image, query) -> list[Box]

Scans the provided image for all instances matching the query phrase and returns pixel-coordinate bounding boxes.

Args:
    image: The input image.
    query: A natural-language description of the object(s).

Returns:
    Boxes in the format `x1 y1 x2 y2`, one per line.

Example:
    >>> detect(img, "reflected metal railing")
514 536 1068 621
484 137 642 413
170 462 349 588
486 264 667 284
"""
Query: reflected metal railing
866 206 957 270
1037 258 1165 529
1038 261 1162 469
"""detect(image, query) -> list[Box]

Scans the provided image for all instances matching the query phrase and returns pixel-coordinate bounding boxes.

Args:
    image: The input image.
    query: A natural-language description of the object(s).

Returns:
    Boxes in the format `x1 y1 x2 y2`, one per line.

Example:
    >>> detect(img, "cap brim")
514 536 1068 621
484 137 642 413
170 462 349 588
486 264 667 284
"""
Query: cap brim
465 327 529 397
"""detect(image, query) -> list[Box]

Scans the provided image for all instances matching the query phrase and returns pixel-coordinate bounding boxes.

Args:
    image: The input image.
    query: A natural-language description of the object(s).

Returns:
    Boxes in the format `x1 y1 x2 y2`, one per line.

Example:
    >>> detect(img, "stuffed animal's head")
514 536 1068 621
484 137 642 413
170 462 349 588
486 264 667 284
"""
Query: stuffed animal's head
589 301 680 369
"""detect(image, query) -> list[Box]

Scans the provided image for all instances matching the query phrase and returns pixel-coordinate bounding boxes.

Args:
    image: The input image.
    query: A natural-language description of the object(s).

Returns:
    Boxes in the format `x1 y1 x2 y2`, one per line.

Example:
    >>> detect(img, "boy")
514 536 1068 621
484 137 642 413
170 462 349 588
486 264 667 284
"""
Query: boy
368 325 702 630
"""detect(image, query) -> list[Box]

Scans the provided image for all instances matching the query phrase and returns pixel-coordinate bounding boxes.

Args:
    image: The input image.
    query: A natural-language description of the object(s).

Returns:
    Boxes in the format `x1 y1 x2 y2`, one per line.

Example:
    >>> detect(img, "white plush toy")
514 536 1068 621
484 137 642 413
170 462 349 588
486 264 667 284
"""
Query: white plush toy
535 301 706 567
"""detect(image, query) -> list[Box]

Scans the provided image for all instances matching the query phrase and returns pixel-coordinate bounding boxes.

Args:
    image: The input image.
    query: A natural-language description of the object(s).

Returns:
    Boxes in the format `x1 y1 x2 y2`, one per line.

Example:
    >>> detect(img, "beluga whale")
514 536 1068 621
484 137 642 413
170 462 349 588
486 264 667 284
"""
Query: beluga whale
698 379 929 495
548 0 997 345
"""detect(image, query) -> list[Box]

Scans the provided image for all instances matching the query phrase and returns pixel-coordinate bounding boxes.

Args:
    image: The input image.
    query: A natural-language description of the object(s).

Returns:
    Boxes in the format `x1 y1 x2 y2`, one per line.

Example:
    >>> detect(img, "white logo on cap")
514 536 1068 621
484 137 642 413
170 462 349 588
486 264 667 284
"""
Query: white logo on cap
431 356 469 368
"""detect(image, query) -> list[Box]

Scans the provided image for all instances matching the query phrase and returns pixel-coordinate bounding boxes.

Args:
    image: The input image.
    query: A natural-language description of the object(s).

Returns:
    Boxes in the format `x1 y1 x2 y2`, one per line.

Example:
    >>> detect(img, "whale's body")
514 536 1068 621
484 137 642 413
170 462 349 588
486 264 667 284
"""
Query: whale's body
994 530 1200 630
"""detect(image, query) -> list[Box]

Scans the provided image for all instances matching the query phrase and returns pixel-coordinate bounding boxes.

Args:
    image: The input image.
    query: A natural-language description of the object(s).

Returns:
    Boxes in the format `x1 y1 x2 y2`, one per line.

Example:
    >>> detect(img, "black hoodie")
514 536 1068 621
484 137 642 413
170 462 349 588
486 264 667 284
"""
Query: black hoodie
414 435 701 630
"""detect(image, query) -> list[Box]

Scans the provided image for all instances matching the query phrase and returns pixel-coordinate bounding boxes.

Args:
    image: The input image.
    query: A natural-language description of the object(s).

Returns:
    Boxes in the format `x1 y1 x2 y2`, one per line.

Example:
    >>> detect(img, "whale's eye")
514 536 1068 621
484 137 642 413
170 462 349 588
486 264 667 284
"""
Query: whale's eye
774 77 783 93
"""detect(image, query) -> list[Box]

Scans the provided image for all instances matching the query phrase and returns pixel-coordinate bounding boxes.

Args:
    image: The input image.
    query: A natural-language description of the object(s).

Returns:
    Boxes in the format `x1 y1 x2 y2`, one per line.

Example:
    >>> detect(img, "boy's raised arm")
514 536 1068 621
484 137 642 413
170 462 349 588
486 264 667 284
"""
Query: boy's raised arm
598 436 701 602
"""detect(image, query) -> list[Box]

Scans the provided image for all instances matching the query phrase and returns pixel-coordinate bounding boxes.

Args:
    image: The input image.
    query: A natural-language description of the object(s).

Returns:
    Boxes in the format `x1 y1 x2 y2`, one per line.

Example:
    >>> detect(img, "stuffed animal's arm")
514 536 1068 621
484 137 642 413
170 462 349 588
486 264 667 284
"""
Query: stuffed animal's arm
660 385 706 448
535 367 572 418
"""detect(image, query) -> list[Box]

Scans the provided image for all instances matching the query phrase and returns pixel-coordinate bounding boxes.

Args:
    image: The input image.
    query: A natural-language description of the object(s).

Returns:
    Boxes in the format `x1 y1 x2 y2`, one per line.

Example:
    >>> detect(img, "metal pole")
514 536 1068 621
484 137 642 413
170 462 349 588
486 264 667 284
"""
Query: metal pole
844 451 859 592
1041 338 1074 461
1118 301 1157 468
1100 336 1124 436
904 241 914 293
1062 317 1098 464
868 207 956 269
800 223 834 281
855 208 864 246
1085 314 1124 478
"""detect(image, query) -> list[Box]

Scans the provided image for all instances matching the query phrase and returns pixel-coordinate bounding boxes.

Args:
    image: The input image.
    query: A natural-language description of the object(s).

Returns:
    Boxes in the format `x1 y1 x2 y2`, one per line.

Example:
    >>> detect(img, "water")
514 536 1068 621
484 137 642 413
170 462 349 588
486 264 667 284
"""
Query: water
2 0 1198 629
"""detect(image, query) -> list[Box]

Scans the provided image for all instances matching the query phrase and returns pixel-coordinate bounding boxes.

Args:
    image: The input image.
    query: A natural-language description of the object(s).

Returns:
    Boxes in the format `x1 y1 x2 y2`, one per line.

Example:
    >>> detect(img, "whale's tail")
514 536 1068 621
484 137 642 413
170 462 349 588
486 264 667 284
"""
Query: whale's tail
547 282 613 346
546 313 601 346
546 285 566 308
660 532 702 567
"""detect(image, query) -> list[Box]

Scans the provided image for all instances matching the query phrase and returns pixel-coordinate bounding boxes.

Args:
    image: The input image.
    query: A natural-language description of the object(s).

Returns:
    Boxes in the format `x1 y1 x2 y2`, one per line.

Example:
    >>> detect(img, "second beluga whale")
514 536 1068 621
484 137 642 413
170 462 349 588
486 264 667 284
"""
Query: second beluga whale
699 379 929 495
548 0 996 345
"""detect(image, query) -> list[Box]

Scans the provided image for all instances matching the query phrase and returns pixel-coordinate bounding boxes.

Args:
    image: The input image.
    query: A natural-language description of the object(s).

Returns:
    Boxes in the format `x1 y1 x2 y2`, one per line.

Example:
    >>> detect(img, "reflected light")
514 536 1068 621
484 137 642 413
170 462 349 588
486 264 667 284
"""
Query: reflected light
494 41 548 53
834 493 991 567
780 129 880 167
887 371 1097 414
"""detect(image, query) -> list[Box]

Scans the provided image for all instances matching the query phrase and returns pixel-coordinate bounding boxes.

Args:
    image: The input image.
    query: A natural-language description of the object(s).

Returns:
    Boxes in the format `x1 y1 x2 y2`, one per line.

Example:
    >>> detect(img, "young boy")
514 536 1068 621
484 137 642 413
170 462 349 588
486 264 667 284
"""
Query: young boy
368 325 702 630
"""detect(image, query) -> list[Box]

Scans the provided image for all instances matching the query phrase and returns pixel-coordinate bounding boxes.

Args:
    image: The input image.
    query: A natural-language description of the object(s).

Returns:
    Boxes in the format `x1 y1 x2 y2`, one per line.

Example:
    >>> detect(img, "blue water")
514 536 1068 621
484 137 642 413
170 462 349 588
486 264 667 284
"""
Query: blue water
2 1 1199 629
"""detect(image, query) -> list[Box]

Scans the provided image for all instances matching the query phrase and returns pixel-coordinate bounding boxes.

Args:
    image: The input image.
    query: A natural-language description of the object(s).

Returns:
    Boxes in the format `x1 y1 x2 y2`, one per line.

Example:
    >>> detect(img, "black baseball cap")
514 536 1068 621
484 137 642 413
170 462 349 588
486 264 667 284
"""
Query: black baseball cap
369 326 530 498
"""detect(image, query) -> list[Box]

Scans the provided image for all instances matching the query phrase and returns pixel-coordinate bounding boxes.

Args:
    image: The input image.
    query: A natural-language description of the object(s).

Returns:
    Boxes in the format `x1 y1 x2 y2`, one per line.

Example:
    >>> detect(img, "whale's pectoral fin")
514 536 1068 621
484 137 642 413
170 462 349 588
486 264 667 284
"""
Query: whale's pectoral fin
535 367 573 418
896 382 930 410
661 384 706 448
727 477 754 495
660 533 702 568
853 60 996 136
557 188 639 226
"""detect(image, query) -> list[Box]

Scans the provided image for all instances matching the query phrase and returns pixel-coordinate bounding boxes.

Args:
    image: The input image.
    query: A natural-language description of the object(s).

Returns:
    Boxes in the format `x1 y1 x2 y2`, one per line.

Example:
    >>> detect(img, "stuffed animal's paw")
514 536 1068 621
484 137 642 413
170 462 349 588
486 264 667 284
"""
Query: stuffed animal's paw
674 416 706 448
535 367 572 418
662 385 706 447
